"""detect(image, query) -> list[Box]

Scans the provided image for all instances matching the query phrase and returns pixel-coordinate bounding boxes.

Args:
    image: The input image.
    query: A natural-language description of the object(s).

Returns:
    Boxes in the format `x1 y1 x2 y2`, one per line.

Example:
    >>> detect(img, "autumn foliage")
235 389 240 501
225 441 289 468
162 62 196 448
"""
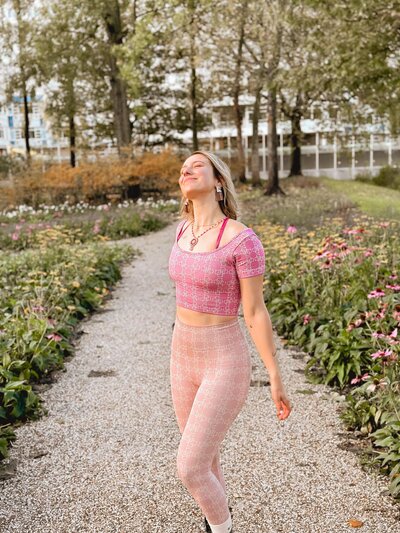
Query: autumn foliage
5 149 183 208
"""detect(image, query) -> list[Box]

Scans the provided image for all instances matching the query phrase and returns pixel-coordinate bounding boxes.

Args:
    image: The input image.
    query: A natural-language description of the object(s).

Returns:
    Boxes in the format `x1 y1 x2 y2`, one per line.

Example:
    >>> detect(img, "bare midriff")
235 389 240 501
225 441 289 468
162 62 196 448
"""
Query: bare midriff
176 305 238 326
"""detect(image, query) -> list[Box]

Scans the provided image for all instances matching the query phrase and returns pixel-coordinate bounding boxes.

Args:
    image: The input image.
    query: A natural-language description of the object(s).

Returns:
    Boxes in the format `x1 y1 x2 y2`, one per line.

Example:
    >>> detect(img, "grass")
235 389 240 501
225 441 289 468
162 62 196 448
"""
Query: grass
238 176 359 231
319 176 400 222
238 175 400 231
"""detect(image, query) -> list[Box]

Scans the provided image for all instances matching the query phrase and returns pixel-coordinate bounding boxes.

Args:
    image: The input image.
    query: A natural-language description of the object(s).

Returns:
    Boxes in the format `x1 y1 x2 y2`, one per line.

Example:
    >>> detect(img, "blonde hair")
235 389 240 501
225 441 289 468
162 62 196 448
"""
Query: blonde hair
179 150 239 220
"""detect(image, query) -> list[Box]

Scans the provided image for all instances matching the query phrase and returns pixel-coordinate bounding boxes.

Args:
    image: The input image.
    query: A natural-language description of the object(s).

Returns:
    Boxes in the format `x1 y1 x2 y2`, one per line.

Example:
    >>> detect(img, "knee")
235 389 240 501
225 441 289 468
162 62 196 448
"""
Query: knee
176 455 202 487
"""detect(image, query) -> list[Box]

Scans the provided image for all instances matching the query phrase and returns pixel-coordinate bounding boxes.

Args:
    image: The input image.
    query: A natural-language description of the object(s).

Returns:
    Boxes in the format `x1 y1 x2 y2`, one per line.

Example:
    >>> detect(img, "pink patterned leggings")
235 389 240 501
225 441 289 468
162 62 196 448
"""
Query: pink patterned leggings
170 315 251 525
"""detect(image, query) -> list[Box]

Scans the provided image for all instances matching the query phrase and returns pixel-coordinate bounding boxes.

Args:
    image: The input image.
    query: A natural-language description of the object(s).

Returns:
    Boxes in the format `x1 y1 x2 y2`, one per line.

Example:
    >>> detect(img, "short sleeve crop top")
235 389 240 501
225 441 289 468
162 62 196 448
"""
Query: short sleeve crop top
168 218 266 316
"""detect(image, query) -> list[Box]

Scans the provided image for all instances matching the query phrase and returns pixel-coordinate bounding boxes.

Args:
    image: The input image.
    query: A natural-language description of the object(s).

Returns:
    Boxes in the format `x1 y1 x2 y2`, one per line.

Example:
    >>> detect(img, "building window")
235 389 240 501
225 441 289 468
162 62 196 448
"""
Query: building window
28 129 42 139
8 116 14 128
15 129 22 139
0 128 4 139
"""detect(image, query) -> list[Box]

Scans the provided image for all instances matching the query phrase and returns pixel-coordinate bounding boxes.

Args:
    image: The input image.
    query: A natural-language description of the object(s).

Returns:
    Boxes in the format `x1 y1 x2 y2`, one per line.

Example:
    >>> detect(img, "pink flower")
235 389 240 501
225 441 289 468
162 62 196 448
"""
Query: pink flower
385 284 400 291
351 372 370 384
312 250 330 261
371 331 386 339
367 288 386 299
363 249 373 257
389 328 398 338
287 225 297 233
93 220 101 234
343 227 365 235
46 333 62 342
303 314 312 325
11 232 19 241
378 378 389 389
371 350 385 359
378 222 390 228
370 349 392 359
389 273 397 280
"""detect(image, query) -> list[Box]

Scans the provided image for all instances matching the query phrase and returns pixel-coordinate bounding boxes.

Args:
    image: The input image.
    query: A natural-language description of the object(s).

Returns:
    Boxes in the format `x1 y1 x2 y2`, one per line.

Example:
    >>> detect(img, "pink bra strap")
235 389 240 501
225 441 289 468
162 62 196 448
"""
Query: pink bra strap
216 217 229 249
177 220 190 242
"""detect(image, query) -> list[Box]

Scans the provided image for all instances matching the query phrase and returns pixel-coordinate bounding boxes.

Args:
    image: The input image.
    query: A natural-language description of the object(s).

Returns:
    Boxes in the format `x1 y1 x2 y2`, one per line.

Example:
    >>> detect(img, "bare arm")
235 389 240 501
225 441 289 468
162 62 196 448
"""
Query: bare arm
240 274 291 420
239 274 281 381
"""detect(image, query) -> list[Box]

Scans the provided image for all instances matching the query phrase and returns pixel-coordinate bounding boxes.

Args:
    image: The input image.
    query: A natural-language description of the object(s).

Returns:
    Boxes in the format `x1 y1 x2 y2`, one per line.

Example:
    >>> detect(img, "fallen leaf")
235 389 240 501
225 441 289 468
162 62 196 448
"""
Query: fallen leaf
347 519 364 528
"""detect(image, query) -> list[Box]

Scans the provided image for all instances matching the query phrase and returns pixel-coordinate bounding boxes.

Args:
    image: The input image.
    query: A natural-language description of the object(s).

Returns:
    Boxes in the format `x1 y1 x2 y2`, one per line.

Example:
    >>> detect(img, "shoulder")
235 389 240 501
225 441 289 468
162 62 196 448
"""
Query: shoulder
224 219 248 240
231 224 264 258
175 218 189 236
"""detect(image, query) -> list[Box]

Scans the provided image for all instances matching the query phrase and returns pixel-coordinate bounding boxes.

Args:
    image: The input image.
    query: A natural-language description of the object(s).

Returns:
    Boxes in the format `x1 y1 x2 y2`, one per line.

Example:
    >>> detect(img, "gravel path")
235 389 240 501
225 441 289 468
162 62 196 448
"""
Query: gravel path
0 221 399 533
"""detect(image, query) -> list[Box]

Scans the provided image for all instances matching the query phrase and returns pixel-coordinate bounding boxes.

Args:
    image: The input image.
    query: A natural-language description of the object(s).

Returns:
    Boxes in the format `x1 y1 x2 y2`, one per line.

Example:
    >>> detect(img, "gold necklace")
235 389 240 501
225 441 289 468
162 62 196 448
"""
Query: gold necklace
190 217 225 251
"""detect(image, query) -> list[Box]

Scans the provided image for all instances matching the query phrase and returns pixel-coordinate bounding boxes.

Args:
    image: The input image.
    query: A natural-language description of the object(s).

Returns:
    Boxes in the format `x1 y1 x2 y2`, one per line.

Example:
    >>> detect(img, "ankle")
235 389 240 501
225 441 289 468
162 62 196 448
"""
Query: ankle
207 511 232 533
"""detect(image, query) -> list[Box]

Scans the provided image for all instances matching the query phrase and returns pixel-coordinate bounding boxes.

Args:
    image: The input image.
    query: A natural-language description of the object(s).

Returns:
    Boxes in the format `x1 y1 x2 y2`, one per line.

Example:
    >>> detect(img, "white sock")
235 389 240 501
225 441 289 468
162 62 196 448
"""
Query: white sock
208 511 232 533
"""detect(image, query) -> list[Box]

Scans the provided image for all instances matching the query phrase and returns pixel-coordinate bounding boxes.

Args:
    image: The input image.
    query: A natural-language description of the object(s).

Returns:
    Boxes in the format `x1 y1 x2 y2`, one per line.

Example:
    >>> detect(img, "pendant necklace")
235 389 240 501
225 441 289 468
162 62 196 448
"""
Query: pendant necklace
190 217 225 251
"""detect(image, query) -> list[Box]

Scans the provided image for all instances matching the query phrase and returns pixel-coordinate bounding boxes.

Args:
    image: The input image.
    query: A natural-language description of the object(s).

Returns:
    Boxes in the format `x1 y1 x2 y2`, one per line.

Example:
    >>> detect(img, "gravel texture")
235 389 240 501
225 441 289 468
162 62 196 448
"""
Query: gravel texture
0 221 399 533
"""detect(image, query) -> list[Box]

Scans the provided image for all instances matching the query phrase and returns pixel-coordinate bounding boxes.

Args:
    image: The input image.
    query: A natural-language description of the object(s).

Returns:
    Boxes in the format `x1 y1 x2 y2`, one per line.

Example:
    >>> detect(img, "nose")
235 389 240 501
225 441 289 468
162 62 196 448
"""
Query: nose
181 169 193 181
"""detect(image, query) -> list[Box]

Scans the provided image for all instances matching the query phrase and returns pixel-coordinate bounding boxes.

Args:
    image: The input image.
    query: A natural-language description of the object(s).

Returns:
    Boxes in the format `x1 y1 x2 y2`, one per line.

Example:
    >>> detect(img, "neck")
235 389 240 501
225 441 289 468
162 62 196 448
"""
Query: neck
191 197 225 227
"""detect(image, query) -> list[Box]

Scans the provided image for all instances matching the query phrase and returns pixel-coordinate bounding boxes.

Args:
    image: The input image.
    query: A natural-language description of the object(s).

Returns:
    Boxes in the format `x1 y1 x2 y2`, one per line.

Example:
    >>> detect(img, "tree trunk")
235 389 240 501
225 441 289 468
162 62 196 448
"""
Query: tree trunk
188 0 198 152
69 113 76 168
250 84 262 186
190 47 198 151
13 0 30 163
265 88 285 196
109 58 132 150
22 87 31 162
289 97 303 177
103 1 132 155
232 3 247 182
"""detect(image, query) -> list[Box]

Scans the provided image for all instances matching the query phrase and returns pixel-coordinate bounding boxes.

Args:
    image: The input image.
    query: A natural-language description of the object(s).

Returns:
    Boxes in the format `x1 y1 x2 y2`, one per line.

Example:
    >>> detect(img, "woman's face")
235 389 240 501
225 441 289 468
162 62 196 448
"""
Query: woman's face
179 154 220 199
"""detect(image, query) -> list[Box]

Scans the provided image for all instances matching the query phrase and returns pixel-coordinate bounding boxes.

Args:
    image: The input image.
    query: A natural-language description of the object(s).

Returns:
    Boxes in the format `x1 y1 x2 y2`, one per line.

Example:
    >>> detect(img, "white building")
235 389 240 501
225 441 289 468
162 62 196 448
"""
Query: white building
175 96 400 180
0 93 68 157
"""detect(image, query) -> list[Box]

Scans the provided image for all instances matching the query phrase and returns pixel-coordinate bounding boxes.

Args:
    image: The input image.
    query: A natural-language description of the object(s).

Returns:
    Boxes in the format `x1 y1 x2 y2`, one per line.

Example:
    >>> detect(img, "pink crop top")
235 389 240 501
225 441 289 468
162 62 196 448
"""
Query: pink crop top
168 217 266 315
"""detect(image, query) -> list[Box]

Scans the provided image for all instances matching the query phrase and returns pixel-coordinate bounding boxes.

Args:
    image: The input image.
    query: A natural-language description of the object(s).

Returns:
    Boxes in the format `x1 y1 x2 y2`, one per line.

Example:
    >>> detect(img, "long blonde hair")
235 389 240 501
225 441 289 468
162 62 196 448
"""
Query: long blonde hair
178 151 239 220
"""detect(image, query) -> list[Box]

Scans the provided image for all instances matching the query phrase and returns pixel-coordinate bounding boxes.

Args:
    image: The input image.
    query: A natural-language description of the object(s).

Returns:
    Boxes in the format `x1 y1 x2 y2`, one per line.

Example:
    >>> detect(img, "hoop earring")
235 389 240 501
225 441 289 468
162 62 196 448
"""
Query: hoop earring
215 185 223 202
184 198 189 213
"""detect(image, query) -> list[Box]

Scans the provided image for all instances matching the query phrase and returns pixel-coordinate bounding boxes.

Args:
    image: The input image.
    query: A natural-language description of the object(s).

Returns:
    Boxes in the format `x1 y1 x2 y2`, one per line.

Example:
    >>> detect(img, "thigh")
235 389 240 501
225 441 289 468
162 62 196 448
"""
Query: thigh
177 362 251 468
170 323 199 434
170 355 199 434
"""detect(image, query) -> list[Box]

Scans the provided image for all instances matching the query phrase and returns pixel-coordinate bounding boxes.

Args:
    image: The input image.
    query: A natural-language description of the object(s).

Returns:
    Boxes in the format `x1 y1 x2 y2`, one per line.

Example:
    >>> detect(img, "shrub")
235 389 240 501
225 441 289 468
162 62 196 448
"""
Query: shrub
0 238 134 460
354 171 374 183
373 165 400 191
7 149 182 207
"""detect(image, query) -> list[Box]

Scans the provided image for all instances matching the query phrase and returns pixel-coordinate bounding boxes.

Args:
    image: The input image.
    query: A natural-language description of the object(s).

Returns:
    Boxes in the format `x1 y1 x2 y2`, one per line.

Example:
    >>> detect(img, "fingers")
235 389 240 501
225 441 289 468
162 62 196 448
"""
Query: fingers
276 398 291 420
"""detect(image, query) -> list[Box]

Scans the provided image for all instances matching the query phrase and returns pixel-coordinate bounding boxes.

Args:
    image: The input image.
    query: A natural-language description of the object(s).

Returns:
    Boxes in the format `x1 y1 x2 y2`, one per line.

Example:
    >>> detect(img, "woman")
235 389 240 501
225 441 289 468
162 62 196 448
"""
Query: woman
168 150 291 533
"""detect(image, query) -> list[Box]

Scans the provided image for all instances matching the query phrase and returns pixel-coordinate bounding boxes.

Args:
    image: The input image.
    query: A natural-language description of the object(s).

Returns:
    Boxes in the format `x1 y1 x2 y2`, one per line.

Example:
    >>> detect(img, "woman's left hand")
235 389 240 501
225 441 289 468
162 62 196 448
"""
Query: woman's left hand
270 380 292 421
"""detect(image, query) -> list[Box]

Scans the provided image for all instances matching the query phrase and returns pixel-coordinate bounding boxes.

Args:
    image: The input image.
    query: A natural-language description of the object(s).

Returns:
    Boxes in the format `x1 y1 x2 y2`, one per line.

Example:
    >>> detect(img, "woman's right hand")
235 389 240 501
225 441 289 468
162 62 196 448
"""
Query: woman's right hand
270 381 292 421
